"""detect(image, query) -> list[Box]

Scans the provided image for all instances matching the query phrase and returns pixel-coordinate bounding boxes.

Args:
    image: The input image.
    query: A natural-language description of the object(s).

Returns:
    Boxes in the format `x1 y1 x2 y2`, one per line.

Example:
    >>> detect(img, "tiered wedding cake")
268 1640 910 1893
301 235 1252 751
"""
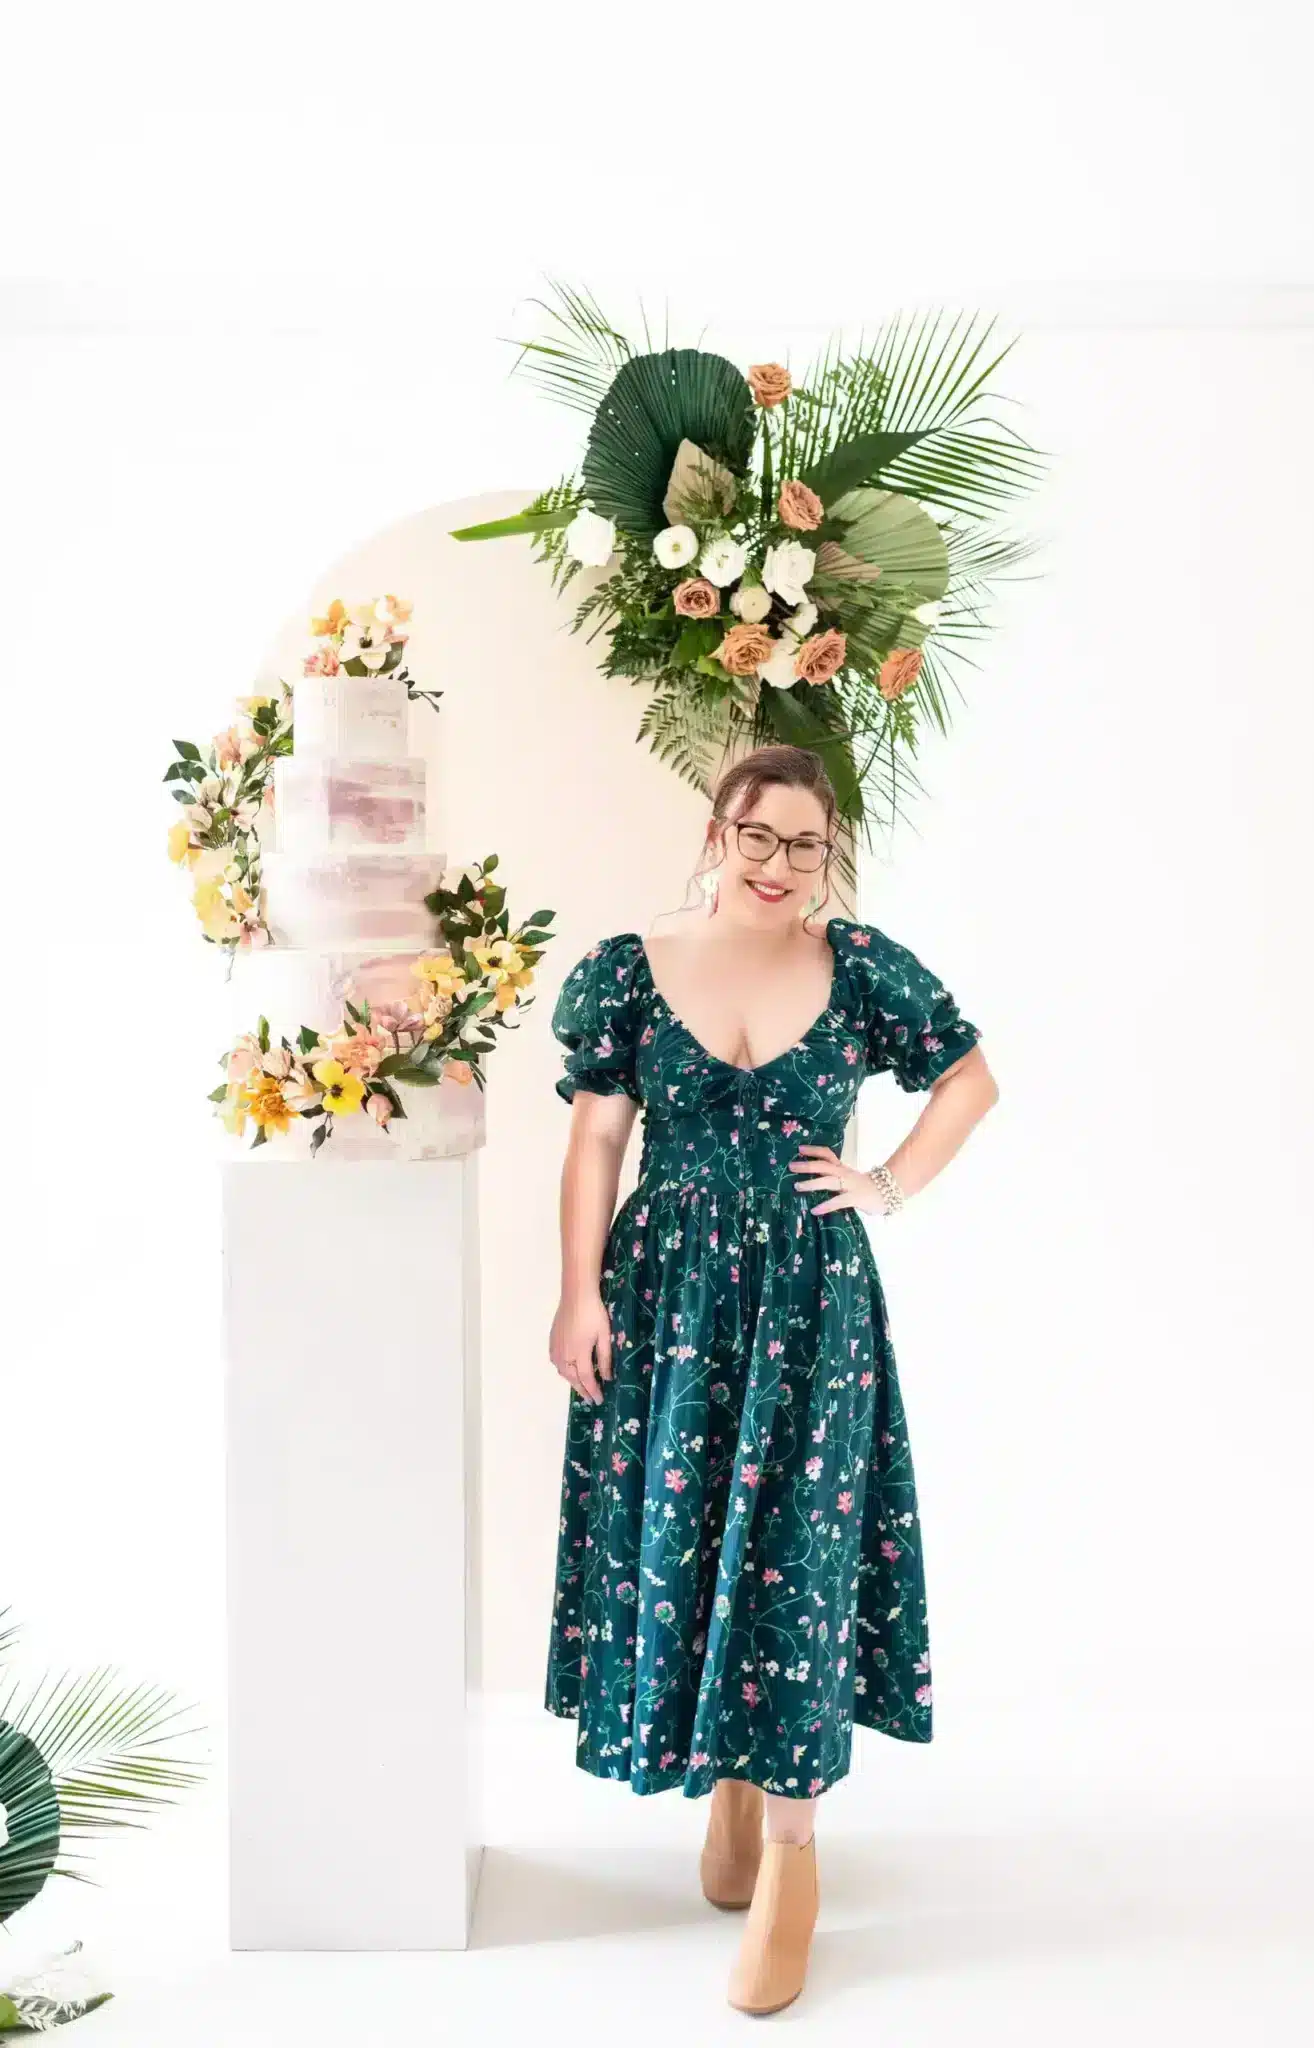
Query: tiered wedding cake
236 668 486 1162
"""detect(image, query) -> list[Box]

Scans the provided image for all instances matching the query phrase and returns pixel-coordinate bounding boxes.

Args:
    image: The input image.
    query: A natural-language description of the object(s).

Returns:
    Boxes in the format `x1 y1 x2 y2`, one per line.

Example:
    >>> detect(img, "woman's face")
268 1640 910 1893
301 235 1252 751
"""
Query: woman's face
708 781 832 923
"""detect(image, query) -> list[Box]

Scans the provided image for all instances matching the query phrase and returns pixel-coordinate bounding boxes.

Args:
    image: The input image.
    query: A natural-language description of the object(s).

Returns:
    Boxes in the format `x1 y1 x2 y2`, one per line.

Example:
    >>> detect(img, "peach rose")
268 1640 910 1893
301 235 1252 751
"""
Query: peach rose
878 646 924 701
714 621 775 676
778 480 824 531
673 577 720 619
794 629 847 686
748 362 792 408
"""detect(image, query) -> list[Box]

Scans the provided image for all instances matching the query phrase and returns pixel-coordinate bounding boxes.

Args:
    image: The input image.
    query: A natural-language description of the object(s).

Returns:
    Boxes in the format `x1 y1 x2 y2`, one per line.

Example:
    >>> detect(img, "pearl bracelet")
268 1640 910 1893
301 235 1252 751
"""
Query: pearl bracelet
866 1162 905 1216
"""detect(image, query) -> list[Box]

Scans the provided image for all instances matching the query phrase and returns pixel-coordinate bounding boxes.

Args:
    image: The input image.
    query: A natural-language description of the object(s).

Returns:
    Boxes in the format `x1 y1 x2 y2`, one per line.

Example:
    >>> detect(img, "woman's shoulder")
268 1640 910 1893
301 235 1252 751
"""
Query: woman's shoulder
553 930 646 1013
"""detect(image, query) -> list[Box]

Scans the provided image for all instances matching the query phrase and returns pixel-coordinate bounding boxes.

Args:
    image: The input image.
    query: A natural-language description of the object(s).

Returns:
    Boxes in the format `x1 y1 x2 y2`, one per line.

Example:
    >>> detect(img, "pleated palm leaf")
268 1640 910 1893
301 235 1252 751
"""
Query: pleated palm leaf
0 1607 208 1915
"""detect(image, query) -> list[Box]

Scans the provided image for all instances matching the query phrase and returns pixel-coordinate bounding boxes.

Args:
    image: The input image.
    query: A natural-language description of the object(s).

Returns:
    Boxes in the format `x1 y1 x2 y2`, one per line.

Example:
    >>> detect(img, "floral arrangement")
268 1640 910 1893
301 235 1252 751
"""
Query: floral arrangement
165 594 440 957
453 284 1044 861
213 858 556 1152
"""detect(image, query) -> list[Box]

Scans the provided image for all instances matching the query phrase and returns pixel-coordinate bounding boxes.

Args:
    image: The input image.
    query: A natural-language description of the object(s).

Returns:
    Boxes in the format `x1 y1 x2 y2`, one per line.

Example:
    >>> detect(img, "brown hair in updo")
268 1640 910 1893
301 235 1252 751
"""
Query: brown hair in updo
709 744 838 838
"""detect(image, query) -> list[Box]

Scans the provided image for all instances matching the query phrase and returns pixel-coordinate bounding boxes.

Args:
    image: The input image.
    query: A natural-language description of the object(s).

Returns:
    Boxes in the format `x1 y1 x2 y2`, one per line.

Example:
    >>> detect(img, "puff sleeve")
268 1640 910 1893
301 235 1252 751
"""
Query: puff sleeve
551 932 644 1106
846 921 983 1094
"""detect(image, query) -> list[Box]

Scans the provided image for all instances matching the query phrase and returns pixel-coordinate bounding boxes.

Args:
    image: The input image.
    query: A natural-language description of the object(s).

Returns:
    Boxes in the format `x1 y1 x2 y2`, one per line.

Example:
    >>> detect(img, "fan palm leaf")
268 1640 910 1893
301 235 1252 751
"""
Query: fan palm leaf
583 349 757 539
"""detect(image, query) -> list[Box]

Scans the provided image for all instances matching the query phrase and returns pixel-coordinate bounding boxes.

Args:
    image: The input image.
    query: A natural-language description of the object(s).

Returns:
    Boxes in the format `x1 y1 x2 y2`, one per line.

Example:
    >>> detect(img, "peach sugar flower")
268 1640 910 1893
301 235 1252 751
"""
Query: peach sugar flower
777 480 824 531
672 577 720 619
748 362 792 407
878 646 924 701
714 621 775 676
794 628 847 686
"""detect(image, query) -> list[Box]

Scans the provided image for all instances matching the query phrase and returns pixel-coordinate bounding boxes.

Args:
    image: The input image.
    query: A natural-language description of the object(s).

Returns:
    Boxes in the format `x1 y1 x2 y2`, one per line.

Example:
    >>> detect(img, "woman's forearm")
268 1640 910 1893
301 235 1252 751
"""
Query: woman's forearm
882 1049 998 1200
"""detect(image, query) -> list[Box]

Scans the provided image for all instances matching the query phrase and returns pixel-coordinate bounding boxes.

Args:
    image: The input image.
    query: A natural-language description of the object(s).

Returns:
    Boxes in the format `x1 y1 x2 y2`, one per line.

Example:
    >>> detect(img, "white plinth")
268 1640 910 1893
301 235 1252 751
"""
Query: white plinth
222 1155 483 1949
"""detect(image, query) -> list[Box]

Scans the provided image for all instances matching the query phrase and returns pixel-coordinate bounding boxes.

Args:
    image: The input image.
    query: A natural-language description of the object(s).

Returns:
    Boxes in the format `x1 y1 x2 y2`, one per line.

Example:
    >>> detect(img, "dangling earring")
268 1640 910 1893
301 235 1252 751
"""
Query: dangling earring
699 867 720 917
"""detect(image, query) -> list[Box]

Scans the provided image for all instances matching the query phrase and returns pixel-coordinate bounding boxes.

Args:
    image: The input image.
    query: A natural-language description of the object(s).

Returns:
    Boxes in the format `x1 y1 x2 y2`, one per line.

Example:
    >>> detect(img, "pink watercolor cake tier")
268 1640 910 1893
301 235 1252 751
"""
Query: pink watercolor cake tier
259 850 445 951
273 756 426 855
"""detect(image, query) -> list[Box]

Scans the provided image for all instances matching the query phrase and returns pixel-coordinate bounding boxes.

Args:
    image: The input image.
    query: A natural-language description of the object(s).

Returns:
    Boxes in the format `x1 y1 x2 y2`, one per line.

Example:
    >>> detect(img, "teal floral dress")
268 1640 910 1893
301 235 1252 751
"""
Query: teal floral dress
544 916 982 1801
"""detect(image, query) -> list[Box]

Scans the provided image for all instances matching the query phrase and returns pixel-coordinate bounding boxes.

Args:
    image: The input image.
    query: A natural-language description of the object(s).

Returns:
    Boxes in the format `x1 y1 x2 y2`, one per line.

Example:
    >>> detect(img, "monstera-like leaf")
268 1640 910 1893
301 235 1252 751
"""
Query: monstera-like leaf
821 488 949 601
583 349 756 539
0 1719 59 1923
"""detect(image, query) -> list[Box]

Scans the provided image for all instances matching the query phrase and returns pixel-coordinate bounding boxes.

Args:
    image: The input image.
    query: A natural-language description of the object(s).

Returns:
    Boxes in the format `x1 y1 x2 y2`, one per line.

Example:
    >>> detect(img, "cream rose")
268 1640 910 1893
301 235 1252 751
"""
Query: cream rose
699 534 749 587
762 539 816 607
563 508 617 567
730 581 773 624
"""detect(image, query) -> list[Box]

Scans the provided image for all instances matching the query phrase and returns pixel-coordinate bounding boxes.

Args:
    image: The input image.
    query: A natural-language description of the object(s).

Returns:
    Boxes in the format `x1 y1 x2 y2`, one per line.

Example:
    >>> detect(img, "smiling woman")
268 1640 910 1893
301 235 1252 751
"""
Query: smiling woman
543 742 998 2015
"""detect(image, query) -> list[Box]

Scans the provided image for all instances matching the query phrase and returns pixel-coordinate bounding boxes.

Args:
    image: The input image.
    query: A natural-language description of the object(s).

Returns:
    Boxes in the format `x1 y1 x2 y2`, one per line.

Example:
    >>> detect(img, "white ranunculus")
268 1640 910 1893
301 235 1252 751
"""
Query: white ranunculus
199 774 223 804
700 534 748 588
653 524 698 569
730 580 772 624
912 599 942 627
757 631 802 689
762 539 816 607
563 508 617 567
788 599 818 638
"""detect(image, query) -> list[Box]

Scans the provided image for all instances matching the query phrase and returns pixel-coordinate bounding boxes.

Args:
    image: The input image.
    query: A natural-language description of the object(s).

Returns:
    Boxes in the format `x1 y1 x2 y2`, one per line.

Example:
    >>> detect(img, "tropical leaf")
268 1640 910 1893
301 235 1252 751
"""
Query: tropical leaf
826 488 949 599
0 1719 60 1921
801 431 928 507
450 505 576 542
0 1665 206 1880
502 278 640 417
583 349 756 539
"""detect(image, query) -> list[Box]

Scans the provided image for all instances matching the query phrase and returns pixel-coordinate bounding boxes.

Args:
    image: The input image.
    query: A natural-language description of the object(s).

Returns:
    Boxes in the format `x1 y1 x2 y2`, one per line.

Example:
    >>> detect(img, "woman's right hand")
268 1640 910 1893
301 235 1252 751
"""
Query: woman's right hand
550 1289 612 1407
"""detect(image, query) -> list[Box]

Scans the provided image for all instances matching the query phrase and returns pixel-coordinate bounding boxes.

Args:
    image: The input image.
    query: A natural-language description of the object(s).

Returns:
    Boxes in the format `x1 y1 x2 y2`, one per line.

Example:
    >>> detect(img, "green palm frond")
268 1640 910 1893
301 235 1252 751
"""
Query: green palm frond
781 309 1047 516
0 1663 208 1883
0 1608 20 1666
583 349 757 539
502 279 638 417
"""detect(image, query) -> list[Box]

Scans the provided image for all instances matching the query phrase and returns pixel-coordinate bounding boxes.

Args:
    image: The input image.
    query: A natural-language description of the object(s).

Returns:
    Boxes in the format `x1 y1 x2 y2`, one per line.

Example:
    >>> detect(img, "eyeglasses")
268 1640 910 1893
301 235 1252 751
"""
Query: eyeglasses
731 821 833 874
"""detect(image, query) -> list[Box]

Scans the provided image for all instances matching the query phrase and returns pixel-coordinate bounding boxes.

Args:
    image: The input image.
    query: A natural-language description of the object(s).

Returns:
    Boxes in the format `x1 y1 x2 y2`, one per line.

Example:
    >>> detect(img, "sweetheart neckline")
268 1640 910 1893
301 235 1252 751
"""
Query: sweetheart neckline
624 919 843 1080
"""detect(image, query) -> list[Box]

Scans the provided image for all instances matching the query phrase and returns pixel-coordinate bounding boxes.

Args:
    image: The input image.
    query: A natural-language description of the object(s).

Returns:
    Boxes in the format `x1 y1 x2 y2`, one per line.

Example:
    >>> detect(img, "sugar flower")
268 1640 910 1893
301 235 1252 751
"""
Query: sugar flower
762 539 816 607
653 525 698 570
563 508 617 567
311 1059 366 1115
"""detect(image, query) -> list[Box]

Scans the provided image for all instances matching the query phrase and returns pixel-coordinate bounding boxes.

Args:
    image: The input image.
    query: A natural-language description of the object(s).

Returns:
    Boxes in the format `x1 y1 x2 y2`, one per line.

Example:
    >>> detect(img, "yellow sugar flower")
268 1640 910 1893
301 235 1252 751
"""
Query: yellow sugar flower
246 1077 295 1134
310 598 348 639
193 877 240 942
311 1058 365 1115
414 951 466 1000
168 819 193 864
470 937 533 1010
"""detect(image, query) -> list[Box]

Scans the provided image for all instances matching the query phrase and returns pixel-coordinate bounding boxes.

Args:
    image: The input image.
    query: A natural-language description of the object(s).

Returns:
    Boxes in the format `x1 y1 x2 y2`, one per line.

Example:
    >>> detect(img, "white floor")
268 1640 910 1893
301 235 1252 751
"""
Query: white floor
10 1695 1312 2045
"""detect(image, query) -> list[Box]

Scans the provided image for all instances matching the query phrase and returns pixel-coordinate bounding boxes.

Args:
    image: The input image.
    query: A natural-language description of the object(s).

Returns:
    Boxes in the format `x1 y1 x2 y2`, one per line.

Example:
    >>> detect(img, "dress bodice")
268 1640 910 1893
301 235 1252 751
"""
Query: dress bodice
553 918 981 1212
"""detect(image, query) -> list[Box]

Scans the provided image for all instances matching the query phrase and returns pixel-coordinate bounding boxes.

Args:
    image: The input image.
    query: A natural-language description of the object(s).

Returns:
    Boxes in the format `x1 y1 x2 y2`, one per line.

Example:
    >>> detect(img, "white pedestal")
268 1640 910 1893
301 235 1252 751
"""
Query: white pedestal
222 1156 483 1949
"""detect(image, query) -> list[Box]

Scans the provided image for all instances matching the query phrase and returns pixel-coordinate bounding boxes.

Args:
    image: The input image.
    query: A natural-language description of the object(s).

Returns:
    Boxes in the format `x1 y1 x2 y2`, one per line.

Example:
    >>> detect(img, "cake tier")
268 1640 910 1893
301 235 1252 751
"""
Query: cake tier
260 850 444 950
229 947 486 1163
273 756 427 855
293 671 410 760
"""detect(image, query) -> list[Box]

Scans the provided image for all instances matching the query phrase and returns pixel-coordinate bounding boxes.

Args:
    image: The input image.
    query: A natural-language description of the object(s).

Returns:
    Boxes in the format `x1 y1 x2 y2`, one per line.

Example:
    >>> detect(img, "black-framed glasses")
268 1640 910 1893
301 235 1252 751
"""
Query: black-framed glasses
731 821 833 874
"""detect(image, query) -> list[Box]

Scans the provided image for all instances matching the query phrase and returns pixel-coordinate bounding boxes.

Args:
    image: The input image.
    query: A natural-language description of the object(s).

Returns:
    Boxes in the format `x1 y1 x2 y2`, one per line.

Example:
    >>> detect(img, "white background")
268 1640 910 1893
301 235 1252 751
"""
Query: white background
3 3 1313 2039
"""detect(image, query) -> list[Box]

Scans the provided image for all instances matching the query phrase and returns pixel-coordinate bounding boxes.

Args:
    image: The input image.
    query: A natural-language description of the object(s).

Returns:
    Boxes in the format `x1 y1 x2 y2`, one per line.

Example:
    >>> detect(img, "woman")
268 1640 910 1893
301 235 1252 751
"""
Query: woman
545 744 998 2015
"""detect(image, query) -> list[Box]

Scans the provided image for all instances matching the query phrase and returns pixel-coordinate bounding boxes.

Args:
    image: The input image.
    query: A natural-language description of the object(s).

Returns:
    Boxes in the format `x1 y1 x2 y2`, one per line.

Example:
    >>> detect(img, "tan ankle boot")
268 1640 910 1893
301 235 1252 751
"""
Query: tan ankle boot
699 1777 765 1910
726 1835 819 2015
